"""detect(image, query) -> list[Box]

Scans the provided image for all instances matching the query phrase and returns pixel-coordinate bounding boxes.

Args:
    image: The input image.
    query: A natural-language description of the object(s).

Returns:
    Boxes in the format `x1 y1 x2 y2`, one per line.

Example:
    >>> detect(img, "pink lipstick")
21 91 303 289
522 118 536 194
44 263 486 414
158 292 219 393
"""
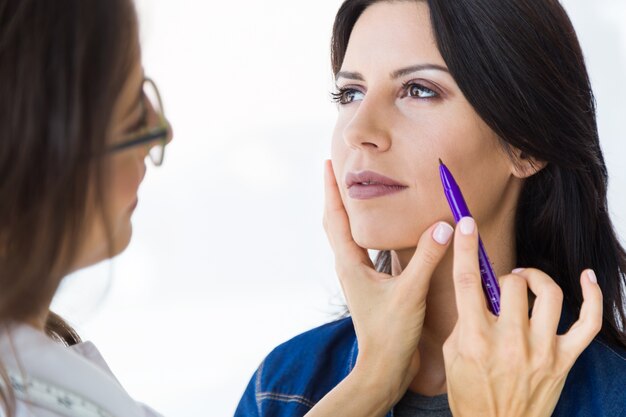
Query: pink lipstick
346 171 408 200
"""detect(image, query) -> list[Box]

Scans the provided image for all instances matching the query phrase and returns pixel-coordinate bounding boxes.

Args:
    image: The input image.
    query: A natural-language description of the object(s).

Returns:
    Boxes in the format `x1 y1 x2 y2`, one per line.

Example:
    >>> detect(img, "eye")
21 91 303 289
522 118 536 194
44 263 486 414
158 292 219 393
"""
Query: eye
123 99 148 135
125 116 144 135
402 82 438 99
331 88 365 105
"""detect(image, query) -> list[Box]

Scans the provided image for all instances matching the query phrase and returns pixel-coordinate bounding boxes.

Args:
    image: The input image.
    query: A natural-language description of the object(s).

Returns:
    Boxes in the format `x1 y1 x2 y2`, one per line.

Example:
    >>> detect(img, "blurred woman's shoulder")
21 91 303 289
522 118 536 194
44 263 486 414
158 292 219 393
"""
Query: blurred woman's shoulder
0 324 163 417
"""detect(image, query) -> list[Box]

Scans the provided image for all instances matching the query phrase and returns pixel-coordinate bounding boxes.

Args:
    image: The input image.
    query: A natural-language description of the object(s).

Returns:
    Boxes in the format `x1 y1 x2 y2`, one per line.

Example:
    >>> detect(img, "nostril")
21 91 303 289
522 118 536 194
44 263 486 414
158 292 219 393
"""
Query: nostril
361 141 379 148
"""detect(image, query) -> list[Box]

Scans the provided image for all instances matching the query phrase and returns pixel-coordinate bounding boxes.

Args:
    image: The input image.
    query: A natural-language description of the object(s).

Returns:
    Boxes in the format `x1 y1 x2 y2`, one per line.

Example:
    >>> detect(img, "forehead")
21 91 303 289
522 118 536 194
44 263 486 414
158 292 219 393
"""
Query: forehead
342 1 446 72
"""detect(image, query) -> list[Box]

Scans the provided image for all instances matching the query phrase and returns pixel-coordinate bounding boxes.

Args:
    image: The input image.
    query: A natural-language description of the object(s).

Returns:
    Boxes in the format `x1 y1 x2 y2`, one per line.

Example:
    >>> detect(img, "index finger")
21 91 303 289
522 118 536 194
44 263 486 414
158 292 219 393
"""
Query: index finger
452 217 490 329
323 160 372 269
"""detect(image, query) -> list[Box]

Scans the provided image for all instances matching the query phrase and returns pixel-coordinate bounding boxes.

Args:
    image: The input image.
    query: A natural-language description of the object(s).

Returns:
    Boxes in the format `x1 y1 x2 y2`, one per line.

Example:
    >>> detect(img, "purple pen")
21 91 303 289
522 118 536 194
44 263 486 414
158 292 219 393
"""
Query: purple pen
439 159 501 316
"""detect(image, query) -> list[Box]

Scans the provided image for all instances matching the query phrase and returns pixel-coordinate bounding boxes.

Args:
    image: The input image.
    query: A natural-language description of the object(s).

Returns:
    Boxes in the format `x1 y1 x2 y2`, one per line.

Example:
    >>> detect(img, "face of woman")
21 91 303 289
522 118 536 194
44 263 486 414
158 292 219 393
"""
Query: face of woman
70 49 169 272
331 1 523 252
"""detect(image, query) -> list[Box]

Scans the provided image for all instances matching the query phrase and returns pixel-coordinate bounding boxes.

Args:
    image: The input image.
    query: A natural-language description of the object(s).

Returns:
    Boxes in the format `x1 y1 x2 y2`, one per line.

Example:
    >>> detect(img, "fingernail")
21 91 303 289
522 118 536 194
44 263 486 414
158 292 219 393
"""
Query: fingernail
587 269 597 284
512 268 525 274
433 222 454 245
459 217 475 235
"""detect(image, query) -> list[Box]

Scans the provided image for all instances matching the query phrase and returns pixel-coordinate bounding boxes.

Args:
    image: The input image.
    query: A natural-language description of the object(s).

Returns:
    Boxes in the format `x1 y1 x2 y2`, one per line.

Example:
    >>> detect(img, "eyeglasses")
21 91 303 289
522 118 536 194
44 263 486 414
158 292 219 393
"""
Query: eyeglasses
107 78 171 166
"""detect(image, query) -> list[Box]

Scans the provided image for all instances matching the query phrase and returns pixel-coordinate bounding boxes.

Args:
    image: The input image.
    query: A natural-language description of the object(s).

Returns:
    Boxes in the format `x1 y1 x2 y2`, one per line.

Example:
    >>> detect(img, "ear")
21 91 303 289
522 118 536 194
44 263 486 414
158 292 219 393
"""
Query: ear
509 149 548 179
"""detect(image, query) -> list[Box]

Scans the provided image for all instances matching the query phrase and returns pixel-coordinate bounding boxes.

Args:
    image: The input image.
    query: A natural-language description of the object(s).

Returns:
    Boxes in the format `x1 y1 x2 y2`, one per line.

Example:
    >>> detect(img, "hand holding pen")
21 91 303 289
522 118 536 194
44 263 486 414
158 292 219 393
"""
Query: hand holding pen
440 161 603 417
443 216 603 417
317 158 604 417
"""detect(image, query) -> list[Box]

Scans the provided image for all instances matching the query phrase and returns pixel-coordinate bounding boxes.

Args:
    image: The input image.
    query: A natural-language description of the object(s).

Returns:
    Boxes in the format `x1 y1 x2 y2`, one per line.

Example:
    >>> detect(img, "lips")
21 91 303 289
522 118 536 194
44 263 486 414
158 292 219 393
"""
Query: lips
345 170 408 200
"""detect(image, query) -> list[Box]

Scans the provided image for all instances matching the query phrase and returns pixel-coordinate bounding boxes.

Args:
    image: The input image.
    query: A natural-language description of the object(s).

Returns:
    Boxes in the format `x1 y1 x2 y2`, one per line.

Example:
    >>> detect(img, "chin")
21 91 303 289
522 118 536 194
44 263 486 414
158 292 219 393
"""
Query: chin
347 200 441 251
68 221 134 273
350 220 415 251
110 223 133 257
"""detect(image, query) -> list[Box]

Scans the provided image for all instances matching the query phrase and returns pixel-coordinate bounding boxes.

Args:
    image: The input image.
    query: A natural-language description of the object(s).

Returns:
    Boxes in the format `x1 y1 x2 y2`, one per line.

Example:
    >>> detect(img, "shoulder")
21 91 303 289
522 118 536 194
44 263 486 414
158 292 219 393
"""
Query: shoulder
235 317 357 417
0 325 161 417
261 317 357 393
554 338 626 416
266 317 356 363
572 337 626 387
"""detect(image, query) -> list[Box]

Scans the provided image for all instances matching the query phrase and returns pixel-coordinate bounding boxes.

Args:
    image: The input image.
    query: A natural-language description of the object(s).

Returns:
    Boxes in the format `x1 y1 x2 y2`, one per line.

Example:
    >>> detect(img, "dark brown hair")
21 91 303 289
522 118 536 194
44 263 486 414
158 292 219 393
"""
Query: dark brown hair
0 0 138 413
331 0 626 349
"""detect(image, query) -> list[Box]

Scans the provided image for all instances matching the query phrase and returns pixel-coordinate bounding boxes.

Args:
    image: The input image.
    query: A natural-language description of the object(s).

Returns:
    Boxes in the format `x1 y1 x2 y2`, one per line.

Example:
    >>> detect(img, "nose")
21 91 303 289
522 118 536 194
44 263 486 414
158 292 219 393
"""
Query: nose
145 96 173 146
165 121 174 145
343 93 392 152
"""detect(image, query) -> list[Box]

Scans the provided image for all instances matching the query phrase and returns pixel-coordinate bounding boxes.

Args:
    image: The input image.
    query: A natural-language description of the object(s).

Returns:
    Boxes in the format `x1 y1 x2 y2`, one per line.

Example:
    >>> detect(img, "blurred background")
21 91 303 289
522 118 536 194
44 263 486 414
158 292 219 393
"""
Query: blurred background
51 0 626 415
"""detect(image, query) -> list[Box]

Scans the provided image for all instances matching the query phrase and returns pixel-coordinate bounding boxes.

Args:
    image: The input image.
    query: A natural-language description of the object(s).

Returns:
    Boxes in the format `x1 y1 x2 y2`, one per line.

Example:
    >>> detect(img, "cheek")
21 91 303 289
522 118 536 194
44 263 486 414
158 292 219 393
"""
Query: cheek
329 101 510 251
330 120 348 192
108 154 143 214
69 155 144 270
101 154 144 256
430 114 511 222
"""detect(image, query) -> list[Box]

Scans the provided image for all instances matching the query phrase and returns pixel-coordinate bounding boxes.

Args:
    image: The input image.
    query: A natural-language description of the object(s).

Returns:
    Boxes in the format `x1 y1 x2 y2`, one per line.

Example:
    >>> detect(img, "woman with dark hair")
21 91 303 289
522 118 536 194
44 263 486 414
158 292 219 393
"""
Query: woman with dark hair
0 0 171 415
236 0 626 416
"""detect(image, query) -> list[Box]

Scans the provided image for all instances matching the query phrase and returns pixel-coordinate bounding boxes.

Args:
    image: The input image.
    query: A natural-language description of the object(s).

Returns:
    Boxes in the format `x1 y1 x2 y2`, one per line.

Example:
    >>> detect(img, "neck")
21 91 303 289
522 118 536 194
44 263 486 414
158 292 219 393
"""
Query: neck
391 192 519 396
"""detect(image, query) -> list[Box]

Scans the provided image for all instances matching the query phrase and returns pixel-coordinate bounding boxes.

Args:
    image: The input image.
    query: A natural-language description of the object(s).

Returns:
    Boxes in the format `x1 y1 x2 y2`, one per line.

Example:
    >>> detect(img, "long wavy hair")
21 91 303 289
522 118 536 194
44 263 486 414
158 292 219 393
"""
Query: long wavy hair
331 0 626 349
0 0 138 414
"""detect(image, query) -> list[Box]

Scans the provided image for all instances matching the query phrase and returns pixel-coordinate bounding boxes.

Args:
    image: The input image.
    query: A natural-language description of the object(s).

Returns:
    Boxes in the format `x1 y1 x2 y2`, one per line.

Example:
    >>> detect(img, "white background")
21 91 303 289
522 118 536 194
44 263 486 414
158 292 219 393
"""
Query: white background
52 1 626 416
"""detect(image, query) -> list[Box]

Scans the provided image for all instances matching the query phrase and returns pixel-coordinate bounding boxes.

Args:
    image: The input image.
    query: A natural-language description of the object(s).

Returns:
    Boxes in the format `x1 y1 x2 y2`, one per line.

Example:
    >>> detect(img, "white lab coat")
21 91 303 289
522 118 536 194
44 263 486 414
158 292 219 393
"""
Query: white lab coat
0 324 163 417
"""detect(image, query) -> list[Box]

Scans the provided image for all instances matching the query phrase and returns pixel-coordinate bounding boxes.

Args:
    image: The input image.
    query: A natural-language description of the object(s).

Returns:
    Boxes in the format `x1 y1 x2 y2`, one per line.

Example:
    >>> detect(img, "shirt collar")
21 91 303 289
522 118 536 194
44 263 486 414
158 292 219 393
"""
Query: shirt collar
0 323 146 417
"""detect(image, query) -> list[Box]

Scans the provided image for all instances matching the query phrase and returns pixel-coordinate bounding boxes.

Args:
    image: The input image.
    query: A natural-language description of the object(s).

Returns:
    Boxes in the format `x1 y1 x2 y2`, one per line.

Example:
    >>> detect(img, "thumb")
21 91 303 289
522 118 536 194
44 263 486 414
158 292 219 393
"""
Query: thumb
400 221 454 293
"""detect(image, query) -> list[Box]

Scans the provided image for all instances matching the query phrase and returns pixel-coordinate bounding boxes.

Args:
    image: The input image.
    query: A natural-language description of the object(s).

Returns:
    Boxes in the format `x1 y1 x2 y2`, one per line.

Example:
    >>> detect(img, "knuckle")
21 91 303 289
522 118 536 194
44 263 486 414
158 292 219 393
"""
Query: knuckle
532 343 557 372
501 337 529 360
420 247 442 267
456 271 480 290
544 285 563 303
461 338 489 362
531 357 559 378
501 274 527 293
458 327 490 361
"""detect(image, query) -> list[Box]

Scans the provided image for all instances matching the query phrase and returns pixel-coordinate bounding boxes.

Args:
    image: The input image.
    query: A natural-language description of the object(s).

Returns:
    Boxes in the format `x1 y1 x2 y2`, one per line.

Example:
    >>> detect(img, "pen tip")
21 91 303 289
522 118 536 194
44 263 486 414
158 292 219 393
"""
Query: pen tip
438 158 443 165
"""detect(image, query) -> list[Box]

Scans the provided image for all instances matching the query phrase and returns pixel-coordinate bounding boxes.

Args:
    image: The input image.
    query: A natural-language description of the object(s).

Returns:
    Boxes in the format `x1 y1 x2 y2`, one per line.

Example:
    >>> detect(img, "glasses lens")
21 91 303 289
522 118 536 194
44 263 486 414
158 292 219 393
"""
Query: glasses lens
143 79 164 122
148 141 165 166
143 78 169 166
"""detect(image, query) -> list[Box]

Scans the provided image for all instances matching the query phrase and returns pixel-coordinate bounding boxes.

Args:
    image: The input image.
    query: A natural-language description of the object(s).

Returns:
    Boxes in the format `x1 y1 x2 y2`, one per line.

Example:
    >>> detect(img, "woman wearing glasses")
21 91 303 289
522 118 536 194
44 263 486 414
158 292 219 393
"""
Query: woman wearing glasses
0 0 171 416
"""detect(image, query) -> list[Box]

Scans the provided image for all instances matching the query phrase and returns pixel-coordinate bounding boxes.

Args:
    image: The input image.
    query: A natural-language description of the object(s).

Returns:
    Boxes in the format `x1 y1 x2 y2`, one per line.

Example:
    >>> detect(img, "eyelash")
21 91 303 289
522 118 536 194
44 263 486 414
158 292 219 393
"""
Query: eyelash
331 81 439 105
401 81 438 99
330 89 357 105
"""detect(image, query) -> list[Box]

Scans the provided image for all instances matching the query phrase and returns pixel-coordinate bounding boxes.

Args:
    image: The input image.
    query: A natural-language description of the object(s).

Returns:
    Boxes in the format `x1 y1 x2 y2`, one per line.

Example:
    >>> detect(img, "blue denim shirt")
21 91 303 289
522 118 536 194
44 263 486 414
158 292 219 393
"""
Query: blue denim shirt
235 314 626 417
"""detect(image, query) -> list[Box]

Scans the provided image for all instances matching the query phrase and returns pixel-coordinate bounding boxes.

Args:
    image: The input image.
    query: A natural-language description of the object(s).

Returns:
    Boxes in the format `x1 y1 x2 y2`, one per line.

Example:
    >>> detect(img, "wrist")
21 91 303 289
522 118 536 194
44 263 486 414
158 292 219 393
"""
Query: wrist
305 362 402 417
351 357 409 408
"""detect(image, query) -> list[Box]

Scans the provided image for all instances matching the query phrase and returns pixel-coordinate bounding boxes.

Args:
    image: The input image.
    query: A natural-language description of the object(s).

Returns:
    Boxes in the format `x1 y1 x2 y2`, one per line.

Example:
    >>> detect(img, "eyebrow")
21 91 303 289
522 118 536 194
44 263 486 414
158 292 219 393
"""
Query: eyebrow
335 64 449 81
